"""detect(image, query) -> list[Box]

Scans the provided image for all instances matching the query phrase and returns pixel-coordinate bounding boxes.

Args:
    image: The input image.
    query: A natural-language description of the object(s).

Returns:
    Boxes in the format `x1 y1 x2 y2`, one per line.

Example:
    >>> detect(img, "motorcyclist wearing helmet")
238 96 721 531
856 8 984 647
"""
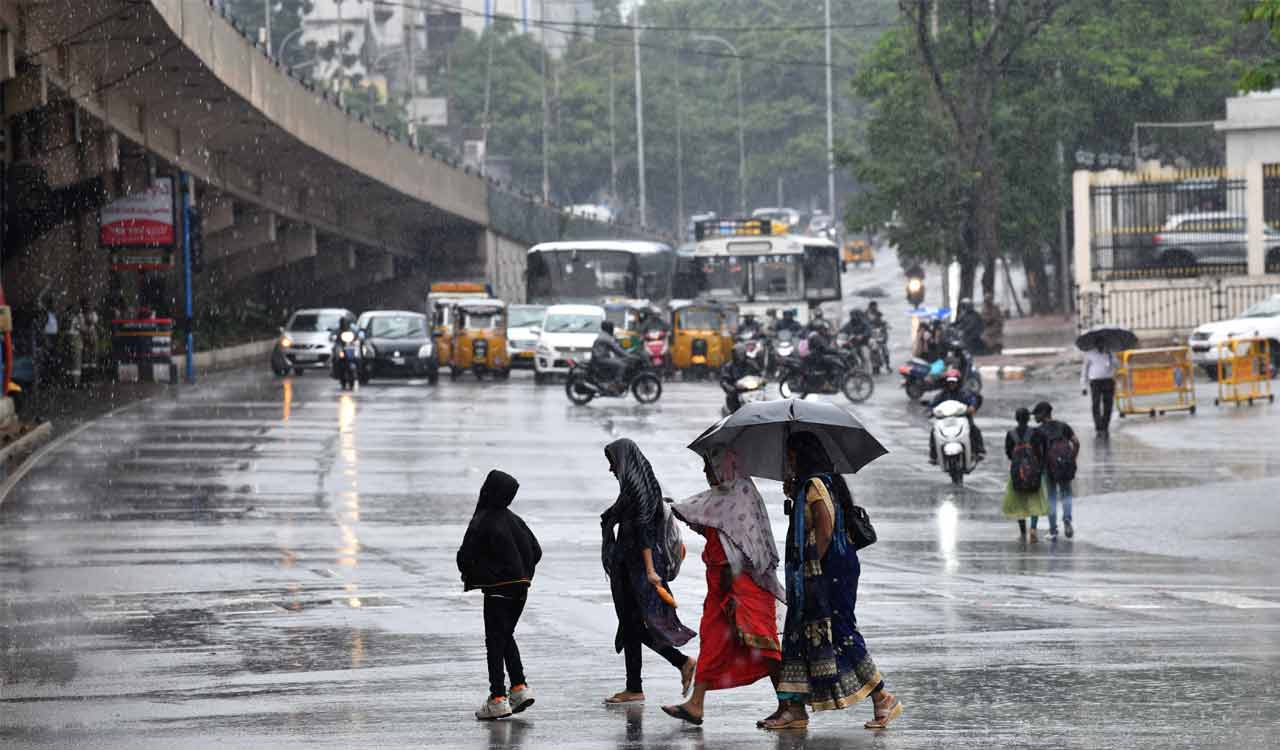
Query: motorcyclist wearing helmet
737 313 763 340
593 320 634 390
866 301 884 326
720 343 762 412
928 369 985 464
774 309 804 336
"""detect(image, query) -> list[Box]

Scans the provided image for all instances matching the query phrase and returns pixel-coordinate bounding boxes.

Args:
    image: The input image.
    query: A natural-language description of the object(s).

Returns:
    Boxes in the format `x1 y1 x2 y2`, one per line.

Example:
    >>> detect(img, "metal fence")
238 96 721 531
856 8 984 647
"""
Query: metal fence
1262 164 1280 273
1078 279 1280 334
1090 171 1248 280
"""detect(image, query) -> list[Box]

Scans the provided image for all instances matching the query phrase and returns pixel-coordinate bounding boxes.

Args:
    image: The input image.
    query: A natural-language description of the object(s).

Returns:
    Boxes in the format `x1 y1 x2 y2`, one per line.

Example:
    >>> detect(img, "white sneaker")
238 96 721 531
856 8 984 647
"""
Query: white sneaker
509 684 535 714
475 696 512 721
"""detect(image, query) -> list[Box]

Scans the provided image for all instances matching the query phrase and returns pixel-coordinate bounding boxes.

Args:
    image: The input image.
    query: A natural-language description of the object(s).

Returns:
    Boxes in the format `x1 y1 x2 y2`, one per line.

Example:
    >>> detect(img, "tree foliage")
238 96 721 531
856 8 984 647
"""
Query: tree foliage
1239 0 1280 90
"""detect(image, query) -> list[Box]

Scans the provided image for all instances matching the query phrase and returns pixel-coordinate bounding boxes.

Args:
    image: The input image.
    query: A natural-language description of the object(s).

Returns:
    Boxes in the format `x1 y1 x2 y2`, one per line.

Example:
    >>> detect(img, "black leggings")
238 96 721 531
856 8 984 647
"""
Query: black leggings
617 574 686 694
484 588 528 698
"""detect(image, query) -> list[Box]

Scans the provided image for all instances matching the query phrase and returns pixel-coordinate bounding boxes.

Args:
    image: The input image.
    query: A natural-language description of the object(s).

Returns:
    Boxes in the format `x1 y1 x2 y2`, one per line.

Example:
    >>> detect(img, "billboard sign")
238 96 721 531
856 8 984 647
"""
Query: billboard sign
100 177 176 248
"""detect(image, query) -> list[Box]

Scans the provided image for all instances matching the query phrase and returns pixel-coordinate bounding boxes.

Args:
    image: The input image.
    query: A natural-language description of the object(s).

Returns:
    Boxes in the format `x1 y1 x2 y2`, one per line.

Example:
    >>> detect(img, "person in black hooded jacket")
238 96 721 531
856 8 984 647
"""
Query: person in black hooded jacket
457 470 542 721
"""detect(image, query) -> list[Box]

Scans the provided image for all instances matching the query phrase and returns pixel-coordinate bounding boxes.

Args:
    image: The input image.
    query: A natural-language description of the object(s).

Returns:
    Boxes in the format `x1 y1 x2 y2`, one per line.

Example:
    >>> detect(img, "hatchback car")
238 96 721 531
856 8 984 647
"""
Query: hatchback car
271 308 356 376
356 310 439 384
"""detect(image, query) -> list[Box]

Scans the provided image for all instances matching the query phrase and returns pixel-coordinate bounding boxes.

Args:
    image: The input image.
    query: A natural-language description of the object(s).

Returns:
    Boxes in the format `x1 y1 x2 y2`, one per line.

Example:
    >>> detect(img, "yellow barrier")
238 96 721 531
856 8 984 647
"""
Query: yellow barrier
1214 338 1275 407
1115 347 1197 418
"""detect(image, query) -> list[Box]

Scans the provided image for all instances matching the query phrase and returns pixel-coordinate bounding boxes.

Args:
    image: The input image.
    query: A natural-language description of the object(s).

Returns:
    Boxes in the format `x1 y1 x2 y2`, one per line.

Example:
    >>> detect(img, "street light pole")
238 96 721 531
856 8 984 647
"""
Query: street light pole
263 0 273 56
633 6 646 226
692 34 745 216
824 0 835 221
541 0 551 202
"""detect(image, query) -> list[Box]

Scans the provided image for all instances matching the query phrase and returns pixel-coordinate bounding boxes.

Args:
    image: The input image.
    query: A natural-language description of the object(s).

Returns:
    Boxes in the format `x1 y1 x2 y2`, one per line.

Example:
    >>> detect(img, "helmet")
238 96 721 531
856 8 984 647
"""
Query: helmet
813 309 824 319
782 309 796 319
601 320 615 335
944 369 961 385
732 343 747 363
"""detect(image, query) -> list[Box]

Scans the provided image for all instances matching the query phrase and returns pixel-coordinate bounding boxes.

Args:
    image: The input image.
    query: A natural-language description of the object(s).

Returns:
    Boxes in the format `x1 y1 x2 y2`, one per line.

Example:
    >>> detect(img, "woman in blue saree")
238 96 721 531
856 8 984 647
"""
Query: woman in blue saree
759 431 903 731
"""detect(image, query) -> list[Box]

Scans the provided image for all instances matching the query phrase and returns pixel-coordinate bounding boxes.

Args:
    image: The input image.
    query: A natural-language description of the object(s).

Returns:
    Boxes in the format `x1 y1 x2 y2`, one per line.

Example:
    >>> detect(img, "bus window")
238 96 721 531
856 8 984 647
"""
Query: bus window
750 255 804 301
803 246 841 302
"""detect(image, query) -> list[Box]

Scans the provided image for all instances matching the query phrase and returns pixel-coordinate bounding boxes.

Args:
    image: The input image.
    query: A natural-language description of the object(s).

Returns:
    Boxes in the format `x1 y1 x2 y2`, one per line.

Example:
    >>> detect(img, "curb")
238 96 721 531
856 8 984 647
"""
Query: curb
979 365 1029 382
0 399 148 508
0 422 54 500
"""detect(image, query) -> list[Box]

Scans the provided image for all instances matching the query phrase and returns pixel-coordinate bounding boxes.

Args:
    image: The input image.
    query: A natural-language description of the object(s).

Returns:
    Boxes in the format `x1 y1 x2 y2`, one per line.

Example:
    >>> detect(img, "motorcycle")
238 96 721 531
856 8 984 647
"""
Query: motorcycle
332 329 363 390
899 345 982 400
736 329 770 374
565 355 663 405
722 373 768 415
641 329 672 378
777 352 874 403
770 329 799 378
931 399 980 485
869 322 890 375
837 333 870 373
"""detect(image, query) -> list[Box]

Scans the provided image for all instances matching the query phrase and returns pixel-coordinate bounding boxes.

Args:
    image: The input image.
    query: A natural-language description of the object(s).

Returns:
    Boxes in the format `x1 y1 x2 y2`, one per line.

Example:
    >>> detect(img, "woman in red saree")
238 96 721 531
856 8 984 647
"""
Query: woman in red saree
662 449 785 726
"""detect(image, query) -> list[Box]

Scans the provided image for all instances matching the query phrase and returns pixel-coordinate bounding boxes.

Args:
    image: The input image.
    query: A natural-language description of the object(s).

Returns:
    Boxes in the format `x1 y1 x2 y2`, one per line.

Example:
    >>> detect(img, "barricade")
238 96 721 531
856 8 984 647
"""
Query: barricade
1214 337 1275 407
1115 347 1197 418
112 318 176 384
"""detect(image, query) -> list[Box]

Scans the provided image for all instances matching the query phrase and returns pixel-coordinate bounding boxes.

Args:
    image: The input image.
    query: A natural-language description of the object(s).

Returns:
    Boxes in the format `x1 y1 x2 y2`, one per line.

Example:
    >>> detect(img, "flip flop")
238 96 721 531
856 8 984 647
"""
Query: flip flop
604 692 645 705
661 704 704 726
760 708 809 731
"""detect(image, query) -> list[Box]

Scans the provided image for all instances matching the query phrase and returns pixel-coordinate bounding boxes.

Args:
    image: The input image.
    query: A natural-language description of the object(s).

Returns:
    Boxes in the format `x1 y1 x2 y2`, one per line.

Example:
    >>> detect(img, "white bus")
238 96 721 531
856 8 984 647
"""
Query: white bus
525 240 676 307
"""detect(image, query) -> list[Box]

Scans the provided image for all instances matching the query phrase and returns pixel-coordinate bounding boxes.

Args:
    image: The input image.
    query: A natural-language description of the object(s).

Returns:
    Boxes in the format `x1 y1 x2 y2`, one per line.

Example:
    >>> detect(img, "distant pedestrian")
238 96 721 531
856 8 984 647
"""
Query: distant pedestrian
40 296 59 382
1081 343 1117 434
1003 408 1049 543
762 431 902 731
600 438 696 705
80 298 100 377
456 470 542 721
663 448 784 726
65 303 85 387
1031 402 1080 540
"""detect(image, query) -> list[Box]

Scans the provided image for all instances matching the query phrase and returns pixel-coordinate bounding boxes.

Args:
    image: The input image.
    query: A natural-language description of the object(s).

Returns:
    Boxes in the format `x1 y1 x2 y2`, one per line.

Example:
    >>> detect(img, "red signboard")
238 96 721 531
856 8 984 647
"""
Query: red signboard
100 177 176 248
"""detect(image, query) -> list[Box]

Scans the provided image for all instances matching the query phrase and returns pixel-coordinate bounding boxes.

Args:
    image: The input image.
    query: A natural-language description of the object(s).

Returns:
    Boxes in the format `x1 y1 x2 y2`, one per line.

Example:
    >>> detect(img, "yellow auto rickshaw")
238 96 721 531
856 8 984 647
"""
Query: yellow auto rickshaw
429 282 490 367
604 303 643 352
671 302 731 380
843 239 875 270
448 299 510 380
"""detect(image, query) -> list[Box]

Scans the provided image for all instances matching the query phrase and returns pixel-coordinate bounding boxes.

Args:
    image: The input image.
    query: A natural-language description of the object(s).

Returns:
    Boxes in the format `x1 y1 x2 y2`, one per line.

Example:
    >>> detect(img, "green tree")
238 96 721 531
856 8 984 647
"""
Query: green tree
1239 0 1280 90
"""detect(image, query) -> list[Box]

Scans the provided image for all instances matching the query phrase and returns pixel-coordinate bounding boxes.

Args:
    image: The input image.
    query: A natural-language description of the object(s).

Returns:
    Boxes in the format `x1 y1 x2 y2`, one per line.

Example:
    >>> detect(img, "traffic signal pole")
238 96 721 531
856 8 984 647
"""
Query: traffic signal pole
180 172 195 383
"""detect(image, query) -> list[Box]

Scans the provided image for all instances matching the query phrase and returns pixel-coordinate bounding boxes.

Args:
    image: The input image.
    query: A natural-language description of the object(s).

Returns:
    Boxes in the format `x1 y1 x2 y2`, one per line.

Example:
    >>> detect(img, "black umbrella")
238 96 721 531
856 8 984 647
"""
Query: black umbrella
1075 326 1138 353
688 398 887 481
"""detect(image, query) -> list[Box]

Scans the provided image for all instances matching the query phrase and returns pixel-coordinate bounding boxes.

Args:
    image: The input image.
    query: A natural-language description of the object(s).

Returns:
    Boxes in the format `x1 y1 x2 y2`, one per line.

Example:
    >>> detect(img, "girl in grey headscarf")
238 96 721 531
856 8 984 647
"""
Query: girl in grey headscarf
600 438 696 704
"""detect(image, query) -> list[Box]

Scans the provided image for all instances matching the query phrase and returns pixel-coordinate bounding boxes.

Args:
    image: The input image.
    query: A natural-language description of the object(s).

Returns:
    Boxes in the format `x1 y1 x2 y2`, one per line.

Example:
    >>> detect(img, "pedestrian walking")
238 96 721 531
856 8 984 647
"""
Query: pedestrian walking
1003 408 1049 543
1082 343 1117 434
600 438 696 705
662 447 784 726
80 298 100 378
456 470 542 721
1031 402 1080 540
761 431 902 731
66 303 85 387
39 296 59 385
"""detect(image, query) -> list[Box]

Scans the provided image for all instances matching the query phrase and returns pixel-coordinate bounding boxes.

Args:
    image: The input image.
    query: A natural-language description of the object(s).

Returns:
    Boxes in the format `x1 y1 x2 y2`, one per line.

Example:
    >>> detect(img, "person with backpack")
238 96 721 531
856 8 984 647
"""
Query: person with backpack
457 470 543 721
1003 408 1050 542
662 447 784 726
600 438 696 705
1031 402 1080 539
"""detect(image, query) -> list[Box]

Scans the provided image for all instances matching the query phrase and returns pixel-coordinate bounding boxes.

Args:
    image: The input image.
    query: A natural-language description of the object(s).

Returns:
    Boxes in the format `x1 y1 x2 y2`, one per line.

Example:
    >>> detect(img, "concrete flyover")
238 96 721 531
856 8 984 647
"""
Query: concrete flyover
0 0 652 320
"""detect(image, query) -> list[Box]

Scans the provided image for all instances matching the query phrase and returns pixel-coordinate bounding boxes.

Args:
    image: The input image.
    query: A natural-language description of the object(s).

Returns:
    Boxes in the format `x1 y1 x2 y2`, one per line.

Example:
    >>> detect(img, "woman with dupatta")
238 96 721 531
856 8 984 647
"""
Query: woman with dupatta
661 448 785 726
760 431 903 731
600 438 697 704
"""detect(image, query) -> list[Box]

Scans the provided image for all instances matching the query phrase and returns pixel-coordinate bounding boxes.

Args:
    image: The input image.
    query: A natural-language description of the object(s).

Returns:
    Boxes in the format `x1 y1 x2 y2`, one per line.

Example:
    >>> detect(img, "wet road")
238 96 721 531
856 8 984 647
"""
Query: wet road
4 261 1280 748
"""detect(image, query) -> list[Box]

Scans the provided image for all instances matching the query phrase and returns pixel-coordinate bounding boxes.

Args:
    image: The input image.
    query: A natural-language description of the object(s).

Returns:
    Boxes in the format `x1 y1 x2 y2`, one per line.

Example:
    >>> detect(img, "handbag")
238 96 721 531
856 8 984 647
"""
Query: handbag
845 503 877 550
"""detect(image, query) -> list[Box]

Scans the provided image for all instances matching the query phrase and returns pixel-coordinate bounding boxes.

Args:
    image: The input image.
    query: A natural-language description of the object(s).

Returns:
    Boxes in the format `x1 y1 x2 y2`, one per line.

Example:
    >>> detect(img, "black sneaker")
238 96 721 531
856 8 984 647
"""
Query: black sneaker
1064 520 1074 539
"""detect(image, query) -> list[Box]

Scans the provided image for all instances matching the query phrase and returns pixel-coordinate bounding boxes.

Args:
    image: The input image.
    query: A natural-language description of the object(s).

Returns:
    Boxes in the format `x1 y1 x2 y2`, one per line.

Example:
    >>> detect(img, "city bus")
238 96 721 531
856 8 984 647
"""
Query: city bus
672 218 842 325
525 240 676 308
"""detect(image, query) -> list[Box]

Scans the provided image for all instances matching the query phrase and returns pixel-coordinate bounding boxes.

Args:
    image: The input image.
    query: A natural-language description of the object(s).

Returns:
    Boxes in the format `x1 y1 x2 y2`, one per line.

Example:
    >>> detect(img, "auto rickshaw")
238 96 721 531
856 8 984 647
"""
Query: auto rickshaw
604 303 644 353
843 239 875 270
448 299 510 380
671 301 732 380
428 282 490 367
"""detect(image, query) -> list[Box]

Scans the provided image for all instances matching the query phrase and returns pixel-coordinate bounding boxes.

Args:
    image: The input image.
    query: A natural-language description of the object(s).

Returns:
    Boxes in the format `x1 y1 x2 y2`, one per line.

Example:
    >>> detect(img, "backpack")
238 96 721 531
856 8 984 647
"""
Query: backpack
1008 429 1042 492
1041 422 1077 481
660 499 687 581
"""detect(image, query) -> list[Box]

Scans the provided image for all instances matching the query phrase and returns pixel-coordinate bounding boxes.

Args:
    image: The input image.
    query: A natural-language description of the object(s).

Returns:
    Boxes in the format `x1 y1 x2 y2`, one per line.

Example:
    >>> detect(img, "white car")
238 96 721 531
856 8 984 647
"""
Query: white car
1188 294 1280 377
507 304 546 370
271 308 356 375
534 304 605 383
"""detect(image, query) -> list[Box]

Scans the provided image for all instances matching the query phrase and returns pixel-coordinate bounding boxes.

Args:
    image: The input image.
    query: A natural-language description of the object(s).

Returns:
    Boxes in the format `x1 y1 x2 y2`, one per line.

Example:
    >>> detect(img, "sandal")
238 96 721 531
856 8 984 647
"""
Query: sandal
864 693 903 730
680 658 696 698
661 704 704 726
756 705 786 729
604 691 645 704
760 704 809 731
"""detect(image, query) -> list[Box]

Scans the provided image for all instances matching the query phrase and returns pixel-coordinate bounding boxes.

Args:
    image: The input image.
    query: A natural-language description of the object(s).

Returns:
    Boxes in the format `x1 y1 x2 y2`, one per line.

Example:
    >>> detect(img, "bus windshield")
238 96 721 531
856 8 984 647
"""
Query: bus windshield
527 248 673 305
679 256 749 300
751 255 804 301
803 245 841 302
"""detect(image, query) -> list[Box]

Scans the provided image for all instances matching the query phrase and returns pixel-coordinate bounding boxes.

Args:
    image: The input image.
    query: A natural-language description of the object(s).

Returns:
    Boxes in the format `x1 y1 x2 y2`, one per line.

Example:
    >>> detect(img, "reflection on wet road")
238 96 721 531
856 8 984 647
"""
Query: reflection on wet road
3 260 1280 748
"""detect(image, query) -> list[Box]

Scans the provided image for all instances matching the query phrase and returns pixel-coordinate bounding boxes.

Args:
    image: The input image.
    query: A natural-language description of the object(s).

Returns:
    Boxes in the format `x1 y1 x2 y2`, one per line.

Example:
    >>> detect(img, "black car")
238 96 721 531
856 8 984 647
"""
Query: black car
356 310 439 385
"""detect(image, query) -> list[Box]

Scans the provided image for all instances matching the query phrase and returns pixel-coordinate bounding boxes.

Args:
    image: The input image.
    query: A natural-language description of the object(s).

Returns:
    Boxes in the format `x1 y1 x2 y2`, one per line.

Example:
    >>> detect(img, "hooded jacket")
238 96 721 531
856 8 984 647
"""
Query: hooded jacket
457 470 542 592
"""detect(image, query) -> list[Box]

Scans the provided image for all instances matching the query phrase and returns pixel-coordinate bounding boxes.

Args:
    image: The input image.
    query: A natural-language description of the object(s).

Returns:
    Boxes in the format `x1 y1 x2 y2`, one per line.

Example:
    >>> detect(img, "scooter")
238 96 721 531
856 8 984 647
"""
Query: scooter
737 330 770 375
642 329 672 378
931 399 980 485
565 355 663 405
721 373 767 415
770 329 799 378
333 329 361 390
899 347 982 400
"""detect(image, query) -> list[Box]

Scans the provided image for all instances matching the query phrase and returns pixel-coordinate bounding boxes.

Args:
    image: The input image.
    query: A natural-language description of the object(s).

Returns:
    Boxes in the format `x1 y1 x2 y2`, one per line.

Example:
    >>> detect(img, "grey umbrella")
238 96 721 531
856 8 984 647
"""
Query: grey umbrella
688 398 888 481
1075 326 1138 353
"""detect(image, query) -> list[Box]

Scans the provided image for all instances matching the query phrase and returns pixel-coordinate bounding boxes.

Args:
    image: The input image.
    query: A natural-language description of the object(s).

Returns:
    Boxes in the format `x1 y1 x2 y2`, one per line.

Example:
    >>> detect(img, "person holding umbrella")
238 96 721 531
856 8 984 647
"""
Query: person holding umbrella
661 447 785 727
688 399 898 731
600 438 697 705
1077 326 1136 435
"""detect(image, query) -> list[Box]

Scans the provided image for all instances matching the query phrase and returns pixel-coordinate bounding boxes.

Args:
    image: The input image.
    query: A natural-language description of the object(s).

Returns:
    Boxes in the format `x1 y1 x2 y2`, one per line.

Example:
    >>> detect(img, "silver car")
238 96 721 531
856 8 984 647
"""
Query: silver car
1151 212 1280 268
271 308 356 376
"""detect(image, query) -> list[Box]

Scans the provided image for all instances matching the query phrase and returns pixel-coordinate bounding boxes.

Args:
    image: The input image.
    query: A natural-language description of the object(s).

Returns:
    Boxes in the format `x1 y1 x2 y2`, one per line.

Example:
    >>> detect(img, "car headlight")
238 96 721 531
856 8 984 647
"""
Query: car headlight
418 343 433 358
280 336 293 349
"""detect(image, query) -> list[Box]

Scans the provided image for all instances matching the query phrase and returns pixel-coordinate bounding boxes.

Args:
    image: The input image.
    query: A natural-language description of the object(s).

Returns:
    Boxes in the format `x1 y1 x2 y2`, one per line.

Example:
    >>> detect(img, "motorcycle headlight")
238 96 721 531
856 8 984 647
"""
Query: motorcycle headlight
339 330 355 344
907 278 923 293
280 336 293 349
418 343 433 358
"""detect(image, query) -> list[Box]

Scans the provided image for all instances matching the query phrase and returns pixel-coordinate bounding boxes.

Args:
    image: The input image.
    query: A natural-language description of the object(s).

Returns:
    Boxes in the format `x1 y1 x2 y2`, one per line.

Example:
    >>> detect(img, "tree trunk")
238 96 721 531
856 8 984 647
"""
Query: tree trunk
958 258 977 305
974 128 1000 303
1022 246 1053 315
